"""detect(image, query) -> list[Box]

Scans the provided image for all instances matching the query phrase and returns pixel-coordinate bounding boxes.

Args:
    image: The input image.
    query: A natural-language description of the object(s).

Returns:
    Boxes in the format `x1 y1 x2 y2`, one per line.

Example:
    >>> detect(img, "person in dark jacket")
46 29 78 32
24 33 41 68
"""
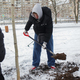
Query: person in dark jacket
0 28 5 80
24 3 55 70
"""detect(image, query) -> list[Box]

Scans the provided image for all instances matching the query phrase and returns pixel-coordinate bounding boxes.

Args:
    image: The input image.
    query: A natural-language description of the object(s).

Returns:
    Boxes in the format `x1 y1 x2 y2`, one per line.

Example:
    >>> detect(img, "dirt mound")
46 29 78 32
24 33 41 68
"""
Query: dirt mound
29 62 80 80
20 74 33 80
3 62 80 80
29 63 51 76
54 62 80 80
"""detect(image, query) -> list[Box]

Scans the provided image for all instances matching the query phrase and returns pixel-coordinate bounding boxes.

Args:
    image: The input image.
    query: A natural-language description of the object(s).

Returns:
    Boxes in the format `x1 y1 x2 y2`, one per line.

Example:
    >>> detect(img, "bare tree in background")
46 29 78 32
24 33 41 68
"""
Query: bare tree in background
73 0 79 23
50 0 68 24
50 0 57 24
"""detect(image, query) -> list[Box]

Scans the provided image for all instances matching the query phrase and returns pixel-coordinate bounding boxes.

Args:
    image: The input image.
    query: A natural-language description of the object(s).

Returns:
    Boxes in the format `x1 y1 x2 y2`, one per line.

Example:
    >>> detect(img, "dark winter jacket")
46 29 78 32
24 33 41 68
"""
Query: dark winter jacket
0 28 5 62
25 7 53 42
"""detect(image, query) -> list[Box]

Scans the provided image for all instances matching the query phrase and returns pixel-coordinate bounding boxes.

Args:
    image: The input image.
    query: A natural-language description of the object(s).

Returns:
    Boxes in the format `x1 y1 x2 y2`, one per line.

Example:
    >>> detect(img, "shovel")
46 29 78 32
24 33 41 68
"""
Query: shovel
23 32 66 60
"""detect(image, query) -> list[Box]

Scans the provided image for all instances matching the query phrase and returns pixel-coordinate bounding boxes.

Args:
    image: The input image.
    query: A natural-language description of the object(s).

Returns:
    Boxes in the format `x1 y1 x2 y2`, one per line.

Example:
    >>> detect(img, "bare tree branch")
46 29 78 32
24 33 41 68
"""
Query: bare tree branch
57 0 68 14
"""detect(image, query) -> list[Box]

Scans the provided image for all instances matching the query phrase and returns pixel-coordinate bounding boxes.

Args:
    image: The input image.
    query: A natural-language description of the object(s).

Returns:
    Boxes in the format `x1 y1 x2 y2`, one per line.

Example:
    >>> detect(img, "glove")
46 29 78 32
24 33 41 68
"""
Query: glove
23 30 29 36
38 33 45 43
23 30 28 35
42 42 47 49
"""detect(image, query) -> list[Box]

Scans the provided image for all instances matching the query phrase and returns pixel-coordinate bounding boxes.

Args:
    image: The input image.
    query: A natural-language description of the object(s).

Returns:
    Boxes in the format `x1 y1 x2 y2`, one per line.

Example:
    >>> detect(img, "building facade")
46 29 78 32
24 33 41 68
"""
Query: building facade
0 0 80 21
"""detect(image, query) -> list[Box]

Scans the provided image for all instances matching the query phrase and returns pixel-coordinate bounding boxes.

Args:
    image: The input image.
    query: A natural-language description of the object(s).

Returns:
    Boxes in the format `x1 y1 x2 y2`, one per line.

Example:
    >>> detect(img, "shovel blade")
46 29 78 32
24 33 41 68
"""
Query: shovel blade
52 53 66 60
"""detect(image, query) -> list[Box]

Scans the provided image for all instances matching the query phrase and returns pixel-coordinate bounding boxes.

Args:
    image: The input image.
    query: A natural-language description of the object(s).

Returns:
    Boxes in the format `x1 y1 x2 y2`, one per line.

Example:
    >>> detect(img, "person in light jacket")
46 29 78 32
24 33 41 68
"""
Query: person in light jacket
25 3 55 70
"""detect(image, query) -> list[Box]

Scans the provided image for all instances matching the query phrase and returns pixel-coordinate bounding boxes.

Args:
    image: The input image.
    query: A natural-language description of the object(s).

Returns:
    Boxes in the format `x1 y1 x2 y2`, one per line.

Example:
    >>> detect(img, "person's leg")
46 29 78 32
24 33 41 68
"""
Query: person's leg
46 35 55 67
0 74 4 80
32 34 42 67
0 64 4 80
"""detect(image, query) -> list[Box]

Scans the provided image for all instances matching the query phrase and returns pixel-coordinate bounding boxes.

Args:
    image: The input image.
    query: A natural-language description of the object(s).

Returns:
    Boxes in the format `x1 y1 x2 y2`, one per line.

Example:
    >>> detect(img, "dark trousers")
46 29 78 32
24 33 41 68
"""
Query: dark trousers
32 34 55 67
0 64 4 80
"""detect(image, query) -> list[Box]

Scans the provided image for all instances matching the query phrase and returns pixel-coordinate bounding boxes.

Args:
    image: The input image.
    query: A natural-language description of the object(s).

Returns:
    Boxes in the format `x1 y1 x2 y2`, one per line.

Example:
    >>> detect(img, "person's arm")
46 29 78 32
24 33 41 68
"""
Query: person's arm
38 18 53 49
44 17 53 42
25 13 33 31
25 20 32 31
38 17 53 43
0 28 6 62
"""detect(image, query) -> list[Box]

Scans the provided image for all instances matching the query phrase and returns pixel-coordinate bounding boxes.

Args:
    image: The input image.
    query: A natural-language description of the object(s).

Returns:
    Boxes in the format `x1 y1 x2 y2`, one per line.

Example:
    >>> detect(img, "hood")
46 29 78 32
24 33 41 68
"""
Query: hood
32 3 43 19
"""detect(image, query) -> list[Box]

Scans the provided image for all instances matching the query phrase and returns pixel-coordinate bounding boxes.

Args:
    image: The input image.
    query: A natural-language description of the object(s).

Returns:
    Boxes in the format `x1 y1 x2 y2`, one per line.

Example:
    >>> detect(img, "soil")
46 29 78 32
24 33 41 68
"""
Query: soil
52 53 66 60
29 62 80 80
3 62 80 80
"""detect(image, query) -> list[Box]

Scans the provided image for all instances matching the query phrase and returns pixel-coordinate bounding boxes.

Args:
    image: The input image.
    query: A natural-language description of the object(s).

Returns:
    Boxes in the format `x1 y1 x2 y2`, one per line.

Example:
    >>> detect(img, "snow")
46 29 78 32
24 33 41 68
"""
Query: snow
0 22 80 80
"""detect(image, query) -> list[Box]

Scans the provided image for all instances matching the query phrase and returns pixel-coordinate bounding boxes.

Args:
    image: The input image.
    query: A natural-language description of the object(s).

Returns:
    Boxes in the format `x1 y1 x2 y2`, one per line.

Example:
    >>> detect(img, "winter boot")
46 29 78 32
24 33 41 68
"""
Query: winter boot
50 66 55 69
31 66 36 70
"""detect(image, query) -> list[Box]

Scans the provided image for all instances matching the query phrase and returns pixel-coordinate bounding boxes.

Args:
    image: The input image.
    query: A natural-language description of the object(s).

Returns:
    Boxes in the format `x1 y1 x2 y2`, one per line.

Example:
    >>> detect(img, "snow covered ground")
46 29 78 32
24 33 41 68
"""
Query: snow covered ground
0 22 80 80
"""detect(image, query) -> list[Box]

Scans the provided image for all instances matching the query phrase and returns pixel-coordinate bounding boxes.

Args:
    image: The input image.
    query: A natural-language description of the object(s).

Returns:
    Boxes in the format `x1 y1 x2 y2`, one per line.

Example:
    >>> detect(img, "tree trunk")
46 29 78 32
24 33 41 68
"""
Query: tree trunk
11 0 20 80
73 0 79 23
76 0 79 23
51 0 57 24
54 0 57 24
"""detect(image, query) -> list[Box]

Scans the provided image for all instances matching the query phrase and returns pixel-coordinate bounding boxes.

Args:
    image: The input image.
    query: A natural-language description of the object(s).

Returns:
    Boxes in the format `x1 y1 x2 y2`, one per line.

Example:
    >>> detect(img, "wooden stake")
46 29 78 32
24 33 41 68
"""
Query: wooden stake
11 0 20 80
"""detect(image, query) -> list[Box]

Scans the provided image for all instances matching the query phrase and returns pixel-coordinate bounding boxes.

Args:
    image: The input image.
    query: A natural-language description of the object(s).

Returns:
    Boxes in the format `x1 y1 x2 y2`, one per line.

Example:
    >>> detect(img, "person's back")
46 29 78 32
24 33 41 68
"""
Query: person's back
0 28 6 80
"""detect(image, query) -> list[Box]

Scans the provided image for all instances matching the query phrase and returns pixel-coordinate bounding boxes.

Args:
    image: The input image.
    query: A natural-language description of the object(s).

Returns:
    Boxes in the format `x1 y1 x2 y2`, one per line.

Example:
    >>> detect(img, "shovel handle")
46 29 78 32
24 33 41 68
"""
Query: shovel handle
23 32 66 60
23 32 29 37
23 32 55 56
